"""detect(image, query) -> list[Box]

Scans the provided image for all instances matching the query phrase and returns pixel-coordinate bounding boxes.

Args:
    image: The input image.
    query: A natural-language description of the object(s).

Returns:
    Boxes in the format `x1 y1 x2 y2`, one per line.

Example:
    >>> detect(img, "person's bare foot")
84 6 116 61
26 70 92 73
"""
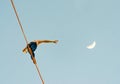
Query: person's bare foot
53 40 58 44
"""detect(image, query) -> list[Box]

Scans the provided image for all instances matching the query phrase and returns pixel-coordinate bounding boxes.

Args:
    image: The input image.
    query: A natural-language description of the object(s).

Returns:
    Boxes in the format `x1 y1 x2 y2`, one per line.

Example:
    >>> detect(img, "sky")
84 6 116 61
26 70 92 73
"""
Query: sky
0 0 120 84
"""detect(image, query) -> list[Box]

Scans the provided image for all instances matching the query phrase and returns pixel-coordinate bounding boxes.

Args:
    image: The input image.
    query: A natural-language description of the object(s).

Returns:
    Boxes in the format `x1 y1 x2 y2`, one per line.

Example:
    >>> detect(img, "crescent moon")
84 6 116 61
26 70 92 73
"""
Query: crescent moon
87 41 96 49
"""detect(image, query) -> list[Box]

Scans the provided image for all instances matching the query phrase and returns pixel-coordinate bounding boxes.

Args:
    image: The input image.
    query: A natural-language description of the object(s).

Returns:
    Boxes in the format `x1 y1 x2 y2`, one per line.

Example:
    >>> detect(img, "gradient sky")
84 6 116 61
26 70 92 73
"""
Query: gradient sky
0 0 120 84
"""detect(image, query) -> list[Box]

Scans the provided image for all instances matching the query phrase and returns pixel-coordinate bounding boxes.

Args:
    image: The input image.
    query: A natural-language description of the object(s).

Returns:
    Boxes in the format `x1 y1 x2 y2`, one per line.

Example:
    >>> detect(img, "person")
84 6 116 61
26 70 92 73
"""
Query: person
22 40 58 64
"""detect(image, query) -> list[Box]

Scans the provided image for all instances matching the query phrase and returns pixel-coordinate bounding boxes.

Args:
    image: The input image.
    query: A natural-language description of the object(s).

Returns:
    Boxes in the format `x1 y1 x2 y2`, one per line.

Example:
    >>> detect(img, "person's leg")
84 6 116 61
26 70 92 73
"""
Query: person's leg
27 47 36 64
36 40 58 45
27 45 35 58
30 52 36 64
31 52 35 59
23 47 28 53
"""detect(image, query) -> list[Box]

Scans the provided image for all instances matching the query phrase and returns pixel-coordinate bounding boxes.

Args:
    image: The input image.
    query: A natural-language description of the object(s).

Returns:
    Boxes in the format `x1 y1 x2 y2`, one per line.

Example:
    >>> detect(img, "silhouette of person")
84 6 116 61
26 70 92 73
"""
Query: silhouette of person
23 40 58 63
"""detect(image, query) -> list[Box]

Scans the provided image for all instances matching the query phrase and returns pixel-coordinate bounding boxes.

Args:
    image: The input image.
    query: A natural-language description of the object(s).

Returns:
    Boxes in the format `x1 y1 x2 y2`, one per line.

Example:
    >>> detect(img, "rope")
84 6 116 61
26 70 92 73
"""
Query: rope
10 0 28 45
35 64 44 84
10 0 44 83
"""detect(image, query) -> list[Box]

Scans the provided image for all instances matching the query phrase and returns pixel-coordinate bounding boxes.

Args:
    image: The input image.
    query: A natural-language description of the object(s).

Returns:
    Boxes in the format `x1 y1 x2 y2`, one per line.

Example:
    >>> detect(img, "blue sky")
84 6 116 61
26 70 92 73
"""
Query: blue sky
0 0 120 84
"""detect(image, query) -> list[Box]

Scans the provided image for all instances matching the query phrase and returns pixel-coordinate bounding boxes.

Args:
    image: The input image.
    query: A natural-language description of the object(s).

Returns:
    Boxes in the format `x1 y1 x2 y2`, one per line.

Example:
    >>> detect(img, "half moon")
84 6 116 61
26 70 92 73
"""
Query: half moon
87 41 96 49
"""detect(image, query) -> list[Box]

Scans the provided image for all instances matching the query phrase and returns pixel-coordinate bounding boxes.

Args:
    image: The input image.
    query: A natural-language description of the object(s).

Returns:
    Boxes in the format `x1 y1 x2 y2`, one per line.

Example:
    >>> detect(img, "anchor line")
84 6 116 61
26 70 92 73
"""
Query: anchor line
10 0 44 84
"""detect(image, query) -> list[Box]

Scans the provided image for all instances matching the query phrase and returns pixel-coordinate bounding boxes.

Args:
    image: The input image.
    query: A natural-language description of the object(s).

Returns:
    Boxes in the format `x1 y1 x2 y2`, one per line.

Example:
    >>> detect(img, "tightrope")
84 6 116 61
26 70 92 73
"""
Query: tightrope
10 0 44 84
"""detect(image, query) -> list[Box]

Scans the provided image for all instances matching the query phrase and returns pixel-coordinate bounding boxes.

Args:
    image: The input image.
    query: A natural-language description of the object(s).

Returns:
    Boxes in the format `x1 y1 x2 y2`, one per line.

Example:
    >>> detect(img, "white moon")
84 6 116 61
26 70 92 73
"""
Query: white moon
87 41 96 49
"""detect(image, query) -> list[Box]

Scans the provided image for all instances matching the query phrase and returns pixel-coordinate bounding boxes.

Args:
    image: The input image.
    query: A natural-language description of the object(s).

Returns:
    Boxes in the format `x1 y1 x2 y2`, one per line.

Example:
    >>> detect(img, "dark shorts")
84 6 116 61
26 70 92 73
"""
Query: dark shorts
28 42 37 58
29 42 37 51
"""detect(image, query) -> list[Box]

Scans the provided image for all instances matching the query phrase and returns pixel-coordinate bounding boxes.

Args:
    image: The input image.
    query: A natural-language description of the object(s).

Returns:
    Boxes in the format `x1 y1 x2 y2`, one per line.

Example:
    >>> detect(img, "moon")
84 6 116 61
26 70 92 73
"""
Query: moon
87 41 96 49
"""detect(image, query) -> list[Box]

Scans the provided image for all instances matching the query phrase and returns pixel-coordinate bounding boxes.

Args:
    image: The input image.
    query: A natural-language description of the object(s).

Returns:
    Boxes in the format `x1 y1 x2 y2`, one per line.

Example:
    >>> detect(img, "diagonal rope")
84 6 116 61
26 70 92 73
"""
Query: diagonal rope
10 0 28 45
10 0 44 84
35 64 44 84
